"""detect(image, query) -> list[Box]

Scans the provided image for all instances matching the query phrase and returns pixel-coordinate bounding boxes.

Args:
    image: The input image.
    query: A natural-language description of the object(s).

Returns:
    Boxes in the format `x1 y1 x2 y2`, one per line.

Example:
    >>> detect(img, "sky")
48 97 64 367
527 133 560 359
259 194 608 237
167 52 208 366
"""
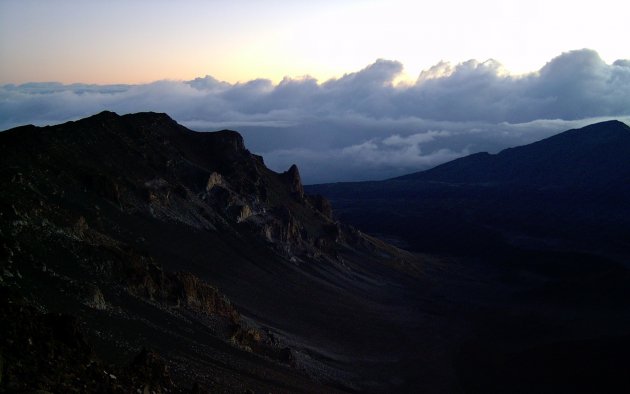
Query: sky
1 0 628 84
1 0 629 183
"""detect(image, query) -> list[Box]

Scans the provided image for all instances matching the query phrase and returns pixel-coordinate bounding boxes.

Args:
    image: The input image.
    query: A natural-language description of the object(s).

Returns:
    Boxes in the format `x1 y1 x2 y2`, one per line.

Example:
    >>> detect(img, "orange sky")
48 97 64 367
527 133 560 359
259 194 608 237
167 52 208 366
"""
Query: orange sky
1 0 628 84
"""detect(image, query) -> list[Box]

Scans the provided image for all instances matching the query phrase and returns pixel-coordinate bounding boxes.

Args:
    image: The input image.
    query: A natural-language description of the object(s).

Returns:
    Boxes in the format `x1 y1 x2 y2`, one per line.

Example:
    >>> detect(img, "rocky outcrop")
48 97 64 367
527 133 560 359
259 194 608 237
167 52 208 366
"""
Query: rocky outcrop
205 172 224 191
307 194 333 220
172 272 239 321
210 130 246 154
236 204 252 222
125 256 240 323
0 111 418 393
83 285 108 310
281 164 305 200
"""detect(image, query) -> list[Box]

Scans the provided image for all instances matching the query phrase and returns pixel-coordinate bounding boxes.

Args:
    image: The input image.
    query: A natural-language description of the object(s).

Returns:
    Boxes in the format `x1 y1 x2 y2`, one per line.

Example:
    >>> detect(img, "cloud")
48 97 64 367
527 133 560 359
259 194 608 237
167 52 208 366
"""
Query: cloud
1 49 629 183
382 130 452 147
260 135 465 184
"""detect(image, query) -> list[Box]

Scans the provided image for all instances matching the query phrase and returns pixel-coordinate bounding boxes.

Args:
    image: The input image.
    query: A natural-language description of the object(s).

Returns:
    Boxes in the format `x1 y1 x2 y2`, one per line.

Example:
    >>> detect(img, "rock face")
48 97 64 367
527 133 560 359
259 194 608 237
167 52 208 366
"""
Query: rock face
4 112 629 393
0 111 418 393
205 172 224 191
281 164 305 200
307 194 333 220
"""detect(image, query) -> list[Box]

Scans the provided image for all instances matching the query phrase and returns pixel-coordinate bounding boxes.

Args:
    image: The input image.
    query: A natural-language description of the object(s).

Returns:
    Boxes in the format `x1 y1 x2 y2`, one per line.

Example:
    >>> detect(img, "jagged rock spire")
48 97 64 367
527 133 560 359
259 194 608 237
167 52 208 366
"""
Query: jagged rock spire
282 164 305 200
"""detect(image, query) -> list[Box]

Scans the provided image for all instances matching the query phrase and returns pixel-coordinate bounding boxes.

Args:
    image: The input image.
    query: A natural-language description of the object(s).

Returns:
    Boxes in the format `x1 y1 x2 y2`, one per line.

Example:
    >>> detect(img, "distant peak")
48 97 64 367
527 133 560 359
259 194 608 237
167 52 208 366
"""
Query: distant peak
596 119 627 126
554 119 630 144
89 110 120 119
579 119 629 132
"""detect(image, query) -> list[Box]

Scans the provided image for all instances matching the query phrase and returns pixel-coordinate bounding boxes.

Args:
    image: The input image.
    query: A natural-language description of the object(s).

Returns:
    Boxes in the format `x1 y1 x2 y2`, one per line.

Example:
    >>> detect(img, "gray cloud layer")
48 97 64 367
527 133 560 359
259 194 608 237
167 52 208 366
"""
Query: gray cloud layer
2 49 629 183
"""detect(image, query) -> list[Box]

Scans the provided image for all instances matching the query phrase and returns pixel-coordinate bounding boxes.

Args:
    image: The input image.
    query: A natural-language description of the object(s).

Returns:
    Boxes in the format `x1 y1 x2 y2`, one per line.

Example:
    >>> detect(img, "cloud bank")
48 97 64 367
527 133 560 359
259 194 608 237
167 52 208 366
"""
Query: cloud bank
2 49 629 183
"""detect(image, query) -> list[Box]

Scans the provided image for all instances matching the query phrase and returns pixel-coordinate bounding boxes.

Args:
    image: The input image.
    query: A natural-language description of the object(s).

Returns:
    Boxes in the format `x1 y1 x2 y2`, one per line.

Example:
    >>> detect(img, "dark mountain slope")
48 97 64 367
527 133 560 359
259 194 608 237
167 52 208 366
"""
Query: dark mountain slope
4 114 630 393
397 120 630 188
306 120 630 392
0 111 439 393
308 120 630 258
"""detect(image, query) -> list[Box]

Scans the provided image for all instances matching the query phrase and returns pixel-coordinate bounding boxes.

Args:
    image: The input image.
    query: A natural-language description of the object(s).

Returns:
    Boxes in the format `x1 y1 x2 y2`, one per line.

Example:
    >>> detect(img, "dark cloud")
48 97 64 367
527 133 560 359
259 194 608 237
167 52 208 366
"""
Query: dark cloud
1 49 628 183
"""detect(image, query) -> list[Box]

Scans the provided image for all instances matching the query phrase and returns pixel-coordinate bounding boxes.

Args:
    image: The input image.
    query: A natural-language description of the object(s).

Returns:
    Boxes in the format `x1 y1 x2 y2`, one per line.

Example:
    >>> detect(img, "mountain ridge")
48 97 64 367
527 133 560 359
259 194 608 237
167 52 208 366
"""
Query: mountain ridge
307 119 630 258
4 113 630 393
393 119 630 188
305 119 630 391
1 111 432 393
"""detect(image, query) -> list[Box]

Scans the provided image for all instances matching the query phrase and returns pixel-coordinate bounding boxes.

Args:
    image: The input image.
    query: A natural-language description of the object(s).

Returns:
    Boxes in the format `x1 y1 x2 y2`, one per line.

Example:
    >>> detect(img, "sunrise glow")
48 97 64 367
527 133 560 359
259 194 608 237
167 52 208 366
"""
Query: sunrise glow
1 0 627 84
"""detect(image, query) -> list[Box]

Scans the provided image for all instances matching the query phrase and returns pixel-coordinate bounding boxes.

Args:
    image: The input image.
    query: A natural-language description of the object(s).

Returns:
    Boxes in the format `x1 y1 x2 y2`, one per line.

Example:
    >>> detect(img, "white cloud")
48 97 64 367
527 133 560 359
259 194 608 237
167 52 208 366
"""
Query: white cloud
1 49 629 183
382 131 452 147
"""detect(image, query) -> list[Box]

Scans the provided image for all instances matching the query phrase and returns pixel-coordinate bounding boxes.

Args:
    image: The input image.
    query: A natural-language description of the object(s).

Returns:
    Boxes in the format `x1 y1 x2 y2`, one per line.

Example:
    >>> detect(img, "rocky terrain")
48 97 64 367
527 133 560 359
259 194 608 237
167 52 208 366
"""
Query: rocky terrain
3 113 630 393
0 111 432 393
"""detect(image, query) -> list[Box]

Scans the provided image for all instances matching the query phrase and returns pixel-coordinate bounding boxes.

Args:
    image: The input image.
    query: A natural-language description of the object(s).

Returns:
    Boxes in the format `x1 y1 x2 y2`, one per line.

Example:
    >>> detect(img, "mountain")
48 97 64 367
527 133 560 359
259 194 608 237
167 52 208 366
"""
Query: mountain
3 114 630 393
308 120 630 258
0 111 435 393
396 120 630 188
305 120 630 392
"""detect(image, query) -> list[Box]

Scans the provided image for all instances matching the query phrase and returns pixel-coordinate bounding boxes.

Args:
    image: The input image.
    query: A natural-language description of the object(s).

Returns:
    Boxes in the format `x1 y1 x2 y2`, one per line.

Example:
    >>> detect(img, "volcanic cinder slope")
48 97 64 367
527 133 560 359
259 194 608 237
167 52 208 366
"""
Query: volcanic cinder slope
307 120 630 393
3 113 630 393
0 111 454 393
